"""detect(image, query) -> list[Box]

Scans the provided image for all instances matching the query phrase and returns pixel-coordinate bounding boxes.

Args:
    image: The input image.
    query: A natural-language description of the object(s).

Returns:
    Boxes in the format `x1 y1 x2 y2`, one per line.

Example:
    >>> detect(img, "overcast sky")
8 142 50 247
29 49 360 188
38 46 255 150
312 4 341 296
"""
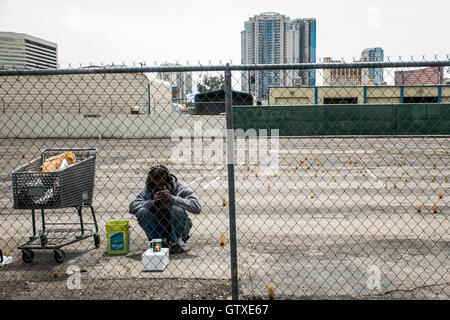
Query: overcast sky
0 0 448 67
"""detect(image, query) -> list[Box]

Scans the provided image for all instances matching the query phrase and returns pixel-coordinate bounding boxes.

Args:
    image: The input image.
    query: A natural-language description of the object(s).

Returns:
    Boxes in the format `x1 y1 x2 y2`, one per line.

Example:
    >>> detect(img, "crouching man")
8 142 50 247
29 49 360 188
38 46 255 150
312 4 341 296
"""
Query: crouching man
129 165 201 254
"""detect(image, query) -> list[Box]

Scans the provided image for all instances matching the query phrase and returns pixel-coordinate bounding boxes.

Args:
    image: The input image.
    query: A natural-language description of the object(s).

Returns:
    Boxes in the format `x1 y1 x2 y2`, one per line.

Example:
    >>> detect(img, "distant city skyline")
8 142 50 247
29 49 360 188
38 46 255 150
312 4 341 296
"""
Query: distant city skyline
0 0 448 67
240 12 316 100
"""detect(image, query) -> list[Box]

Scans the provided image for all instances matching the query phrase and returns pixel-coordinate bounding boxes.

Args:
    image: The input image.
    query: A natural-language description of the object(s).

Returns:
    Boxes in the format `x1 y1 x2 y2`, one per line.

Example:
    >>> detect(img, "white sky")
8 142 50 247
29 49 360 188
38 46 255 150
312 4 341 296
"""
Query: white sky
0 0 449 67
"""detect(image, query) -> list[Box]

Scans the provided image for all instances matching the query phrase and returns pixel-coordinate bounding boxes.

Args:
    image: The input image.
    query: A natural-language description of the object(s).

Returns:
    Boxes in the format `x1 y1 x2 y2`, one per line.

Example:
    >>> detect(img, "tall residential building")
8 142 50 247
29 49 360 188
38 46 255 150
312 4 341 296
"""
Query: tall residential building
293 18 317 87
241 13 316 101
323 57 371 86
361 47 384 84
157 63 193 103
0 32 58 70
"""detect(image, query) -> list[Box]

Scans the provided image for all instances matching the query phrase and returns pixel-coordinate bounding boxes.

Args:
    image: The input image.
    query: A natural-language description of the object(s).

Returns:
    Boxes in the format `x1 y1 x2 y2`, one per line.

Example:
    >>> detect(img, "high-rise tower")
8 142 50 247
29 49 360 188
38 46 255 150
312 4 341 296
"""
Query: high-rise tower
241 13 316 101
361 47 384 84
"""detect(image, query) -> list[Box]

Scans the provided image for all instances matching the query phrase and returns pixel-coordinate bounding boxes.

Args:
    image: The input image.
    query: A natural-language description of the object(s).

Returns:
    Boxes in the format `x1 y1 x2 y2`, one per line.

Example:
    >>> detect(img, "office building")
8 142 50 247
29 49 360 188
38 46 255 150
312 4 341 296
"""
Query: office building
361 47 384 84
241 13 316 100
0 32 58 70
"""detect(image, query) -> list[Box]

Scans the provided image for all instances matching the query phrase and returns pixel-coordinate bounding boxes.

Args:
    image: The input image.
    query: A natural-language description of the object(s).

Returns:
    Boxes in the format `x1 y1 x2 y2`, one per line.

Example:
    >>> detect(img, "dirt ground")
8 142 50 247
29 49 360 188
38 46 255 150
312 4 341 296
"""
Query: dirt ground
1 278 232 300
2 277 448 300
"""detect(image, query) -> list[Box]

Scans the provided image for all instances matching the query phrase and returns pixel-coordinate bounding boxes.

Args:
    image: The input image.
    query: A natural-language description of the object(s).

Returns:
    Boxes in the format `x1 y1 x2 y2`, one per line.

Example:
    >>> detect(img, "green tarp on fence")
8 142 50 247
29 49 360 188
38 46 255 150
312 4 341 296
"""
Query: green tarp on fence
233 104 450 136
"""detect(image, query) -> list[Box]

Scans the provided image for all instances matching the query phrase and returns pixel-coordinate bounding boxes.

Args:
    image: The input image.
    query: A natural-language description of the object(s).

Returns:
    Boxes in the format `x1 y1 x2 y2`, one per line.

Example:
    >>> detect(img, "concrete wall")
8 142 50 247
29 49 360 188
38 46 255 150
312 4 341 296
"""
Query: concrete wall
0 114 227 139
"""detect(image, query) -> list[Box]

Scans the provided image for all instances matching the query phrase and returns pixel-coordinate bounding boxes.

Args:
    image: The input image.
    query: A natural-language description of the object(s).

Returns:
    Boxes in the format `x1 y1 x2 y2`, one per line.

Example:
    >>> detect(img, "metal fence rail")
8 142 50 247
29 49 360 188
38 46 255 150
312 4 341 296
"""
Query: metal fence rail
0 57 449 300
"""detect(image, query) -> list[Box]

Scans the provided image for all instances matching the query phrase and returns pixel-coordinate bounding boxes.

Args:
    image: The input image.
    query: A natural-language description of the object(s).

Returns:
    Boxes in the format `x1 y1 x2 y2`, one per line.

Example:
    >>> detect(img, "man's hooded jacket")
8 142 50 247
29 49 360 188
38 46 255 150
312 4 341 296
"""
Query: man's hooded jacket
129 171 201 215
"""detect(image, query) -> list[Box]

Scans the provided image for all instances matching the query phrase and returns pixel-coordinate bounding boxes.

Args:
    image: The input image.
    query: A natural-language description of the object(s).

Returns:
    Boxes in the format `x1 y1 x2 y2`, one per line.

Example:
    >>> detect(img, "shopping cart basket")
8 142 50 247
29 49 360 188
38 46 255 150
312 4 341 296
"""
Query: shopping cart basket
12 148 100 263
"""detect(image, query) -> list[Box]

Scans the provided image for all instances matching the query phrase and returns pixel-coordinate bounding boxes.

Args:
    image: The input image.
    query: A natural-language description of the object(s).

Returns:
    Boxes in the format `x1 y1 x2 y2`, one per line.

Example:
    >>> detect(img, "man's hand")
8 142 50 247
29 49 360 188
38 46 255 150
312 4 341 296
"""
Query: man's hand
155 190 171 208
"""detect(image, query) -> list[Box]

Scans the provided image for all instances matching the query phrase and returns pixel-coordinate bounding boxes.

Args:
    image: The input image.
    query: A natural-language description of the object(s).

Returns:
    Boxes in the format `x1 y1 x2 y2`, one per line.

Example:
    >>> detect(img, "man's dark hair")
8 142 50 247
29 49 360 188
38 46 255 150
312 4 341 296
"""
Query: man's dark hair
148 165 169 181
146 165 171 192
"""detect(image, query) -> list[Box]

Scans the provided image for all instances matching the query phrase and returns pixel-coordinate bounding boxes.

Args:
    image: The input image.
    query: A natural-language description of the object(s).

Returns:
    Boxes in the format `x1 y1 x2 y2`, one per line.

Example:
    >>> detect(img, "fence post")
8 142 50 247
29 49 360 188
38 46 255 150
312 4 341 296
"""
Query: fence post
225 63 239 300
147 82 151 114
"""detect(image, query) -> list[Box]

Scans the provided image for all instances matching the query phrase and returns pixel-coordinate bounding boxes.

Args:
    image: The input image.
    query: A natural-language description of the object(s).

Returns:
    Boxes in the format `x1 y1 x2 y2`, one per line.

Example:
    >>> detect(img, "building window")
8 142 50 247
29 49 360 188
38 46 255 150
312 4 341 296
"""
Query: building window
403 96 438 104
324 97 358 104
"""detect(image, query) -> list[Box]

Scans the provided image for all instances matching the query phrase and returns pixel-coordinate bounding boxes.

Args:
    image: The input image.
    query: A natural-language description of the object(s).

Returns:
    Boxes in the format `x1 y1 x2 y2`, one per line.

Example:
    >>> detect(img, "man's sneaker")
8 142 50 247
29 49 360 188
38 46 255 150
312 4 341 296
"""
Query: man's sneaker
170 238 189 254
161 239 170 248
178 239 189 251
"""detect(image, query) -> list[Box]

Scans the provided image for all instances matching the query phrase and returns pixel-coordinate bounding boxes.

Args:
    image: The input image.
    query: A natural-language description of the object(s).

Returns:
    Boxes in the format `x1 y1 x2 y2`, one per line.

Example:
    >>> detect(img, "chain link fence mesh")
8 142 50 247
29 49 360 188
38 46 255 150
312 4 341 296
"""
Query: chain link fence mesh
0 58 449 300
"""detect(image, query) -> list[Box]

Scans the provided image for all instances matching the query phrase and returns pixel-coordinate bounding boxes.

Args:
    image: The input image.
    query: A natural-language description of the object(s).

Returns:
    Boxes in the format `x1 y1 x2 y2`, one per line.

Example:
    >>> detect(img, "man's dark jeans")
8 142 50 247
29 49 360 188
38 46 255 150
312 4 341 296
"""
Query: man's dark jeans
136 205 192 244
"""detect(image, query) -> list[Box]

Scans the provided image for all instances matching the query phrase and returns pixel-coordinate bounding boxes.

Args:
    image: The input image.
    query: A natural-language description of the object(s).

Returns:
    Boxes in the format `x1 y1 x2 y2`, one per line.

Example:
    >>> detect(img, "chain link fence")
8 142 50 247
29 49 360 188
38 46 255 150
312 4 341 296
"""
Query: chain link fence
0 57 449 300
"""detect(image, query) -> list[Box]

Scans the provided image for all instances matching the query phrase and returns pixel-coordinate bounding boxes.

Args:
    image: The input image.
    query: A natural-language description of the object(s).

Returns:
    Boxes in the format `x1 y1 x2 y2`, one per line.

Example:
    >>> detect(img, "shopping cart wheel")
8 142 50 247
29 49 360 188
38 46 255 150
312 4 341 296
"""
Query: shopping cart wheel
53 249 65 263
94 235 101 248
22 249 35 263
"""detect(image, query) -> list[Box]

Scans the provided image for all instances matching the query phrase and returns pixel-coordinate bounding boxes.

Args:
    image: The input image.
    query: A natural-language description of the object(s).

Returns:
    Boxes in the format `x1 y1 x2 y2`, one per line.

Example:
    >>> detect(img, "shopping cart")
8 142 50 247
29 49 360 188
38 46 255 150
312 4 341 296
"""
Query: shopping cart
12 148 100 263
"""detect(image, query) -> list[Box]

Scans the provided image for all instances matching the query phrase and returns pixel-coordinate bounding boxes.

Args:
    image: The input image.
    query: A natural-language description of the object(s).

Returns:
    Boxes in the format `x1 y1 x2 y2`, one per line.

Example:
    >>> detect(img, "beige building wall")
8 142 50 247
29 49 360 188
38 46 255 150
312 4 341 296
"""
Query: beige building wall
317 87 364 104
366 87 401 104
0 72 172 115
403 86 439 99
441 86 450 103
268 85 449 106
269 87 315 105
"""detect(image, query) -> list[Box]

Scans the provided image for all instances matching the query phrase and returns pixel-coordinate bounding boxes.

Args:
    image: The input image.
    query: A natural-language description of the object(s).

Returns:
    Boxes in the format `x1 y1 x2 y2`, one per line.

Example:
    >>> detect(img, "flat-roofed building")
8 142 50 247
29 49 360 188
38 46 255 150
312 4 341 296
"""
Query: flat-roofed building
323 57 371 86
394 66 444 85
268 84 450 106
0 72 173 115
0 32 58 70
